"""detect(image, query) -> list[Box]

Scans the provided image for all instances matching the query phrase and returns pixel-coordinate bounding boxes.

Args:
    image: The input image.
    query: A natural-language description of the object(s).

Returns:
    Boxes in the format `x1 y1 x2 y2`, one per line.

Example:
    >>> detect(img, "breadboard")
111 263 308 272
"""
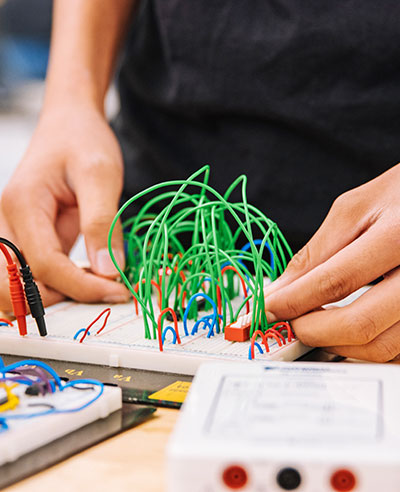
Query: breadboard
0 301 309 376
0 384 122 465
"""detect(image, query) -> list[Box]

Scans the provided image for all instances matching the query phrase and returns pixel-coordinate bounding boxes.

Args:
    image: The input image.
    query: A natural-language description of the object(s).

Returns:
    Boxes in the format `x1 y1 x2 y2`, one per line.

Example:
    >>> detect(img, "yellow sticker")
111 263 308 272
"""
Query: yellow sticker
148 381 191 403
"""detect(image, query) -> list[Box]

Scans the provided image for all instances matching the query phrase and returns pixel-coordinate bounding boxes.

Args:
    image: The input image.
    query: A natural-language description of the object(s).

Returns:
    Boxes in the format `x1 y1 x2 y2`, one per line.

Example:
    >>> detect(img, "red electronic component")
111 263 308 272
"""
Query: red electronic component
222 465 248 489
224 322 251 342
330 469 356 491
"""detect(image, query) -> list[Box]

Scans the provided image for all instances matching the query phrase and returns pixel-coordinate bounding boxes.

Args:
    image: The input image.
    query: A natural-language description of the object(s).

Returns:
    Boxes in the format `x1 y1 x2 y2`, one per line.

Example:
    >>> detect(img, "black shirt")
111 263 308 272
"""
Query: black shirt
114 0 400 252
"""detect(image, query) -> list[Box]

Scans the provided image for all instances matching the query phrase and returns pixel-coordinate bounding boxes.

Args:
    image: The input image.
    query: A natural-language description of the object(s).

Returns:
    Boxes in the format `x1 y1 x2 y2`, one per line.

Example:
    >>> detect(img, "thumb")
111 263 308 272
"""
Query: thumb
74 160 125 278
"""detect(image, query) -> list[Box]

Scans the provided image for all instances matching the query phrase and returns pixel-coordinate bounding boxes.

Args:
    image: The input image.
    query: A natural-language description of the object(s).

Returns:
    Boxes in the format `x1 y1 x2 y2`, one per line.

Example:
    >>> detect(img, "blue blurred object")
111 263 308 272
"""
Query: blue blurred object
0 0 51 86
1 37 49 82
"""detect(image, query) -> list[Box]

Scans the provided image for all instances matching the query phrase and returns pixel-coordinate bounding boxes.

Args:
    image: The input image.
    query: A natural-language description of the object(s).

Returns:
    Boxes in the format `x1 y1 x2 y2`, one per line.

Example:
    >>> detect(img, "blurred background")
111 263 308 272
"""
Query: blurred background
0 0 51 188
0 0 117 194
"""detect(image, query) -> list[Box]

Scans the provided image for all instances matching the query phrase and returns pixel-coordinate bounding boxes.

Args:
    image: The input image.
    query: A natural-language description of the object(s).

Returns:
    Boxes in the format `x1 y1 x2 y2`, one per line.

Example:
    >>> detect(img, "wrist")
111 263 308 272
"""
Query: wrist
43 69 106 115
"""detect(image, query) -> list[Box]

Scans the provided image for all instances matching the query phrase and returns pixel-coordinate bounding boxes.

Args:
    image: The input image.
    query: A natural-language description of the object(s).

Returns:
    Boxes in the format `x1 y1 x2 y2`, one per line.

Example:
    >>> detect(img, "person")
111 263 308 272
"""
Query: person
1 0 400 362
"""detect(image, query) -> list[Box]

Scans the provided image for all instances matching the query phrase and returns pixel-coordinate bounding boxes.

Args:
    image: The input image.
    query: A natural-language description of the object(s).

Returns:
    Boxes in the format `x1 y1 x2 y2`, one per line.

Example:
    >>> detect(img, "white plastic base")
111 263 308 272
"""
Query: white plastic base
0 384 122 465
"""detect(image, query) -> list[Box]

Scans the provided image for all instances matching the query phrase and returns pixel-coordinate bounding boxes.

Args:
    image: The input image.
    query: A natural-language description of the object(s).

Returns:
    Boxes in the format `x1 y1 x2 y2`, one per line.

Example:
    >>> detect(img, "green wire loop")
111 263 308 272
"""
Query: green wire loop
108 166 292 339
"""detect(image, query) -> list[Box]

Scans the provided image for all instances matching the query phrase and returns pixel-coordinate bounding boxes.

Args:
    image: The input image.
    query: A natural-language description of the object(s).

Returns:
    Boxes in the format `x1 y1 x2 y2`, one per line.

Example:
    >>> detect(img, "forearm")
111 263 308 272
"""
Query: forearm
44 0 137 112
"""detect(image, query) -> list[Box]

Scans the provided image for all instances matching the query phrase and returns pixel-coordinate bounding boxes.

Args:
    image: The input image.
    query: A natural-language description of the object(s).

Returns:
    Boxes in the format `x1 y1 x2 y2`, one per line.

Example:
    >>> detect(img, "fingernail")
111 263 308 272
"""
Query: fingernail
95 248 124 277
103 294 130 304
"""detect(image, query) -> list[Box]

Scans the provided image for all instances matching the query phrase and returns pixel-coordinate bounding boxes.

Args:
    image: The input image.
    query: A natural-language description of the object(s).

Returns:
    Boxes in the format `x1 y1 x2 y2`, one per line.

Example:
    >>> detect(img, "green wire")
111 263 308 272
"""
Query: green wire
108 166 292 339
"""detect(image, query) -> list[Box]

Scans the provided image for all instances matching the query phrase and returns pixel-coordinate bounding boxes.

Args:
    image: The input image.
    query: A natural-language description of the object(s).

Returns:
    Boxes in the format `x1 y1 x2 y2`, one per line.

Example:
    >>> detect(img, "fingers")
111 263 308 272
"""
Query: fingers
265 191 370 296
325 321 400 362
291 269 400 348
71 157 125 278
31 281 65 308
3 187 130 304
264 222 399 321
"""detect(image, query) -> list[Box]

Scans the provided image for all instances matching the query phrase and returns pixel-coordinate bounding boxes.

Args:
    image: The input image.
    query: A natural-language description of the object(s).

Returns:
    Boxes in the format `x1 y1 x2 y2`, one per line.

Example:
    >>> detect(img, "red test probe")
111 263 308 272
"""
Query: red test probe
0 238 47 337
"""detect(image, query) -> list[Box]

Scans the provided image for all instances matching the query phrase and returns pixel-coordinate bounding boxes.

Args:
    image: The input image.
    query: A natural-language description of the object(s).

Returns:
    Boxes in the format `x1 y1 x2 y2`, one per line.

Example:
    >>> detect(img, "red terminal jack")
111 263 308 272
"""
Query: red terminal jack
222 465 248 489
330 469 356 491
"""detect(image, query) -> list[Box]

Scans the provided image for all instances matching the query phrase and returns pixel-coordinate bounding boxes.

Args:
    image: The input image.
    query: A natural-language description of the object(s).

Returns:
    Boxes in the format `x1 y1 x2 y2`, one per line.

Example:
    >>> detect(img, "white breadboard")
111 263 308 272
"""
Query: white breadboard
168 361 400 492
0 384 122 465
0 289 368 376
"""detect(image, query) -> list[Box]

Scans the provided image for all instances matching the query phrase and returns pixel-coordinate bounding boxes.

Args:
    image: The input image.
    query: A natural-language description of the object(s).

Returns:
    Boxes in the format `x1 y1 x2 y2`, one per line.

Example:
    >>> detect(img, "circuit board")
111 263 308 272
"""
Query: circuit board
0 300 310 376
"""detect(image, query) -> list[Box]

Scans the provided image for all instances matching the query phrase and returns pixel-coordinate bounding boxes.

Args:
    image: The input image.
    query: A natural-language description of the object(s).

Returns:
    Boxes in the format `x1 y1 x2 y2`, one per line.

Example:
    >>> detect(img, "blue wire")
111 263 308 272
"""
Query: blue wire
0 418 8 432
0 377 33 386
0 322 10 327
1 360 62 390
220 259 245 270
183 293 218 337
248 341 264 360
0 356 4 369
161 326 177 345
241 239 275 270
191 315 213 335
2 379 104 420
73 328 90 340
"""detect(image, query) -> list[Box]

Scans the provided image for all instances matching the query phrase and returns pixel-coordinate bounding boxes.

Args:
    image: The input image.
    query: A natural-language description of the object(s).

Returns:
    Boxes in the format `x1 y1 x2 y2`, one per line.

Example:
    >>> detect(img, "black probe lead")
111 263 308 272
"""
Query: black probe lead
0 237 47 336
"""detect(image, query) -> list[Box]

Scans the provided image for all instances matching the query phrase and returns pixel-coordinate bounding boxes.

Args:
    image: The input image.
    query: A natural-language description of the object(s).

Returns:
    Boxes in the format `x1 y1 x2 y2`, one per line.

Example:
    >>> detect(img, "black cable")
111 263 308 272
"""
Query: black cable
0 237 47 336
0 237 27 267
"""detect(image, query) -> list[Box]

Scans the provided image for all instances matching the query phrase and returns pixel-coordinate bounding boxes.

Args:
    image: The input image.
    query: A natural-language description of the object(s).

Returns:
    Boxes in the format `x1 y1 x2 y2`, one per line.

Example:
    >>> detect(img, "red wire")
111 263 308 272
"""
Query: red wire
0 244 13 265
264 330 283 346
265 328 286 345
79 308 111 343
0 243 27 336
217 265 250 316
272 322 294 342
133 279 162 315
250 329 269 359
0 318 13 326
157 307 181 352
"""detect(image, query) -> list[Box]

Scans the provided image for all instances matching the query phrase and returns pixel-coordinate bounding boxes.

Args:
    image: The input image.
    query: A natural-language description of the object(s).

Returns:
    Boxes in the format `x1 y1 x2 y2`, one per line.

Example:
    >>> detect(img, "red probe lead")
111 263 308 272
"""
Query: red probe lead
0 243 27 336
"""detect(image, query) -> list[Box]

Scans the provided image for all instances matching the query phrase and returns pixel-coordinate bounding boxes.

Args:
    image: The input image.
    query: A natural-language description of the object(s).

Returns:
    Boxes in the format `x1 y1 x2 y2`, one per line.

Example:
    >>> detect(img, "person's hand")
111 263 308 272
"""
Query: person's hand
264 164 400 362
1 102 130 310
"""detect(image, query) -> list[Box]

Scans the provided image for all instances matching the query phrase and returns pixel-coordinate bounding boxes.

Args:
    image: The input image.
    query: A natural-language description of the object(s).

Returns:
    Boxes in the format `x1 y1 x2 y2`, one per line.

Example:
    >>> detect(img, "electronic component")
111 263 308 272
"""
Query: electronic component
168 361 400 492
